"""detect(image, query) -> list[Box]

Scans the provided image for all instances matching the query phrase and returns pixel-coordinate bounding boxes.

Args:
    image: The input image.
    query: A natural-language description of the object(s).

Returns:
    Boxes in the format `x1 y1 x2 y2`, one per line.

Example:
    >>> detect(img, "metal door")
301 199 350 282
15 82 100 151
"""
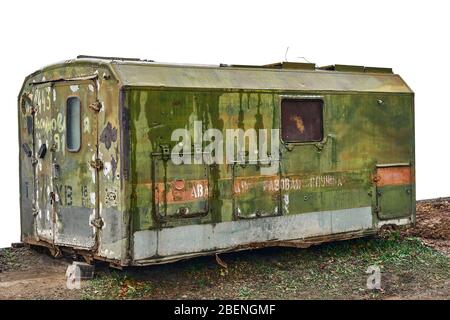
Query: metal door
232 161 282 219
32 84 55 243
34 81 100 249
375 164 414 220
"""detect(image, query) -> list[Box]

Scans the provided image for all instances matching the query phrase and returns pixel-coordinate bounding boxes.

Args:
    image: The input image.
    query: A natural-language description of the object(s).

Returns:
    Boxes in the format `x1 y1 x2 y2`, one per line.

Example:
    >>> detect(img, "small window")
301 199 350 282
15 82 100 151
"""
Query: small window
66 97 81 151
281 98 323 143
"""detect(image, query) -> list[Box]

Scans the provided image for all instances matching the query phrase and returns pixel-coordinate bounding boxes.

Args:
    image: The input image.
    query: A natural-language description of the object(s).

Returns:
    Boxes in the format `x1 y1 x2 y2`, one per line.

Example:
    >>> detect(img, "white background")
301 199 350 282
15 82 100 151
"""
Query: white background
0 0 449 248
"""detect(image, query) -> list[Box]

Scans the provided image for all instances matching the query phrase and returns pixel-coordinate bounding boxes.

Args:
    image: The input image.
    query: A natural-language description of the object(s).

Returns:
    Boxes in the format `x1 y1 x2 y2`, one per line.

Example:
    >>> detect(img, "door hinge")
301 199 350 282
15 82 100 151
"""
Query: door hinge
91 217 104 229
90 159 104 170
89 100 102 112
160 144 171 160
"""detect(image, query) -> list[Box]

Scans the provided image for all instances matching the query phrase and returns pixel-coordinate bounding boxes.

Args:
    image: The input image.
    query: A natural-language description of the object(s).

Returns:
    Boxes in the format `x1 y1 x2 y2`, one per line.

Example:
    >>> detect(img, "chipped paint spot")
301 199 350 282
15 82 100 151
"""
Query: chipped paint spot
103 161 112 176
111 156 118 181
70 85 79 93
90 192 96 205
89 209 96 232
83 117 90 133
88 84 94 92
283 194 290 214
90 153 97 183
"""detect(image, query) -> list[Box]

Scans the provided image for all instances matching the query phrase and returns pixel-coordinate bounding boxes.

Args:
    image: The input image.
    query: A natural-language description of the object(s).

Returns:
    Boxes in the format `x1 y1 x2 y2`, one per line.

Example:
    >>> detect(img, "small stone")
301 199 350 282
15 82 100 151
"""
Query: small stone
71 261 95 280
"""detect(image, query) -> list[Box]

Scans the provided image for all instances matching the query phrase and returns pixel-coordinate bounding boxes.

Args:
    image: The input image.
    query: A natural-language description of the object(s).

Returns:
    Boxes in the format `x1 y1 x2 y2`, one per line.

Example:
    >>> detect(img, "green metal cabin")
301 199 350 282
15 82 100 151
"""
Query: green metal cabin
18 56 415 267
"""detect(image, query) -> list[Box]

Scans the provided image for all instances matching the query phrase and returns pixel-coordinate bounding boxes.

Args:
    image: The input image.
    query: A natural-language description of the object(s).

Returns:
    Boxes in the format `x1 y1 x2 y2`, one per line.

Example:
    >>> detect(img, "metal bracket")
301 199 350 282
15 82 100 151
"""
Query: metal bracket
314 134 335 152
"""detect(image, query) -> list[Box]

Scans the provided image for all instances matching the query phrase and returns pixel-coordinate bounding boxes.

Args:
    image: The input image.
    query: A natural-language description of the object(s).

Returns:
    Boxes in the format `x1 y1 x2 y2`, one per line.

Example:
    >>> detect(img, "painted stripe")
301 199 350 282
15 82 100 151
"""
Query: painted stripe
376 166 413 187
133 206 373 261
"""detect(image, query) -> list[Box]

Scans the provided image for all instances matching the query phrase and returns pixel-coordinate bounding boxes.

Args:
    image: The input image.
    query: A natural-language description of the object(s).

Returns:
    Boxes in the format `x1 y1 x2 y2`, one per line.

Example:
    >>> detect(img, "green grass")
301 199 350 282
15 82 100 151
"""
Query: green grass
82 233 449 300
83 271 154 300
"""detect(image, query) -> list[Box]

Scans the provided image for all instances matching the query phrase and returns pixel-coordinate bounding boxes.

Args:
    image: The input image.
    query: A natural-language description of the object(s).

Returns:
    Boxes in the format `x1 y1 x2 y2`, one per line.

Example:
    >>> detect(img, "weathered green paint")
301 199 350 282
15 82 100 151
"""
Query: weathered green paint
18 57 415 266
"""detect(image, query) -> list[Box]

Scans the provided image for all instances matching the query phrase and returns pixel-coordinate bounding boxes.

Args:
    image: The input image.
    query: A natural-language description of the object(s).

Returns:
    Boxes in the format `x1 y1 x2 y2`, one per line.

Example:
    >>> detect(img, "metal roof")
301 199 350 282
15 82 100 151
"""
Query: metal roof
26 57 414 93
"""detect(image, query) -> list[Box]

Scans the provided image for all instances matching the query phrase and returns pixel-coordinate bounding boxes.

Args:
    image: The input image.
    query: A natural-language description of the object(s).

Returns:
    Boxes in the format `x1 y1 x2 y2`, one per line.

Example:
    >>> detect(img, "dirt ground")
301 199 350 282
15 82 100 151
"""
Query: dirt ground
404 198 450 257
0 198 449 300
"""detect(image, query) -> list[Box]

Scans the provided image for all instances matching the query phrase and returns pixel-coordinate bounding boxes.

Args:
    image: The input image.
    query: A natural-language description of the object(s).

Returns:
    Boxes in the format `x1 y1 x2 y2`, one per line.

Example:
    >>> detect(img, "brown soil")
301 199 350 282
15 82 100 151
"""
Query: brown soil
404 197 450 257
0 247 80 299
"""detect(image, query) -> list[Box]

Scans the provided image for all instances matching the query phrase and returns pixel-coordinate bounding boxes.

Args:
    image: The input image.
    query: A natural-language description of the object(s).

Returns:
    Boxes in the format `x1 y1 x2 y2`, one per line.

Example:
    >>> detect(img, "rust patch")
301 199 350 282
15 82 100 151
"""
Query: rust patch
375 166 413 186
111 155 118 181
155 179 209 203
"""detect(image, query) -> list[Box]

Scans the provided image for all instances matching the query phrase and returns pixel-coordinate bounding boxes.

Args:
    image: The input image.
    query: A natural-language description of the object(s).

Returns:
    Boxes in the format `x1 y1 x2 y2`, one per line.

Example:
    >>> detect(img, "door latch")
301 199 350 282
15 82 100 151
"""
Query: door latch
22 143 32 157
37 143 47 159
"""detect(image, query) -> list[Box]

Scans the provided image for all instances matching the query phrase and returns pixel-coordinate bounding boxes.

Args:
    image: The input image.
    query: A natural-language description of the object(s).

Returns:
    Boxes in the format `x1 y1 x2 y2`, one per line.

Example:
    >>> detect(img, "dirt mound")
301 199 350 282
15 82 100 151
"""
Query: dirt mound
411 198 450 240
402 197 450 257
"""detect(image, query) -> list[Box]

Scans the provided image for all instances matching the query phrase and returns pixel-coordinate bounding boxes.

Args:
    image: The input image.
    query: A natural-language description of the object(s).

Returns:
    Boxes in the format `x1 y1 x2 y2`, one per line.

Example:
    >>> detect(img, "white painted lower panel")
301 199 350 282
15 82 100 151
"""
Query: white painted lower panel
133 206 373 261
377 217 411 228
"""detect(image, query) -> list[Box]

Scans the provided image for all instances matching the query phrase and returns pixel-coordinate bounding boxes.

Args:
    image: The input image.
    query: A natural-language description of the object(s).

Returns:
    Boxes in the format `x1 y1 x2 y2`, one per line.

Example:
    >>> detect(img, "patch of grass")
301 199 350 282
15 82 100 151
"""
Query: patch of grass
83 271 154 300
238 286 252 298
0 248 13 261
80 235 449 300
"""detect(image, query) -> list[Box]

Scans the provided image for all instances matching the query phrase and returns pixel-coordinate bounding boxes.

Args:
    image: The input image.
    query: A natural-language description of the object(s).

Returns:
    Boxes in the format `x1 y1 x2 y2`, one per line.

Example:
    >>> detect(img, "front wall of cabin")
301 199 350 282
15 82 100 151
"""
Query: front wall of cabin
18 64 127 262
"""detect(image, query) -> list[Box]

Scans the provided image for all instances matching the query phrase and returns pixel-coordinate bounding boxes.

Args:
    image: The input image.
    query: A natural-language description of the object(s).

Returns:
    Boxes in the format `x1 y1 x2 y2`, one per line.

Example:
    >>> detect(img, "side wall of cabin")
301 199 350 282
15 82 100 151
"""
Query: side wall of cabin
123 88 415 263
